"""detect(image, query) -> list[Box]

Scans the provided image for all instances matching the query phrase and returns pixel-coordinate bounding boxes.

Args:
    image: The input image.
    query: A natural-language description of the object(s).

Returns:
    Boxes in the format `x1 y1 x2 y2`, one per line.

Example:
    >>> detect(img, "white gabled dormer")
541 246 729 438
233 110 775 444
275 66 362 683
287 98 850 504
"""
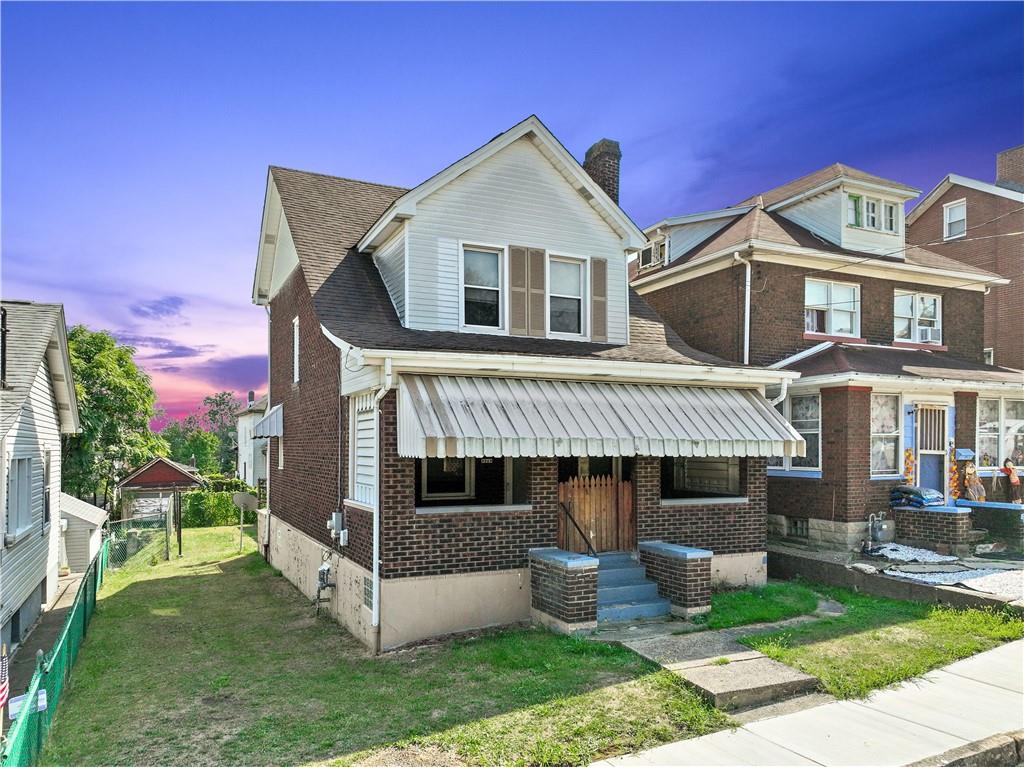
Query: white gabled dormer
357 116 646 345
768 165 920 257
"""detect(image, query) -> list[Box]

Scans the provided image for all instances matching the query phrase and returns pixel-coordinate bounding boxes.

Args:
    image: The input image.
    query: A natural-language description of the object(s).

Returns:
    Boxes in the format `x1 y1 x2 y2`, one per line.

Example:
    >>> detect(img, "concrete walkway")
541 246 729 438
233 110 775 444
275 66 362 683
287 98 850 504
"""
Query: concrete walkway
595 639 1024 767
3 574 82 722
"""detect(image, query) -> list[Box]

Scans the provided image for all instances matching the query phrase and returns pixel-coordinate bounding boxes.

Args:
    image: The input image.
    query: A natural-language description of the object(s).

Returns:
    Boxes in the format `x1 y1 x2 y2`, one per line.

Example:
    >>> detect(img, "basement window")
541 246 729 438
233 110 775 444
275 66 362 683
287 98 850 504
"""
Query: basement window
787 517 809 538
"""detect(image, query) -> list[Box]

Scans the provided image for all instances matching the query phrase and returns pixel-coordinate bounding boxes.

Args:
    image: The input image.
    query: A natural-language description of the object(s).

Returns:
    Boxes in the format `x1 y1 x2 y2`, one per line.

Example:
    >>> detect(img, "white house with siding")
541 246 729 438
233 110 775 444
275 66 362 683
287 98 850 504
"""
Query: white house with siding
60 493 107 574
0 300 80 651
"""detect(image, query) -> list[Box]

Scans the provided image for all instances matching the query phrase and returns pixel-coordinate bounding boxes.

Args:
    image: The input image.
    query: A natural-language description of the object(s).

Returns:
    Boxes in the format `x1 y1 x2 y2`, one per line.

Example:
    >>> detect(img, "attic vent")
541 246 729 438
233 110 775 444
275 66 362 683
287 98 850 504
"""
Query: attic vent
263 233 277 245
576 186 595 202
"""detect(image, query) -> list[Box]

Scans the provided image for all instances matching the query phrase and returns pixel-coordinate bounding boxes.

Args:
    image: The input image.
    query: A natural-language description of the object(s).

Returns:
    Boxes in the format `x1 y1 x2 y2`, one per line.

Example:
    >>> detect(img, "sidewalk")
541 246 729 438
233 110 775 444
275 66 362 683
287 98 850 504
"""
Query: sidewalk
595 639 1024 767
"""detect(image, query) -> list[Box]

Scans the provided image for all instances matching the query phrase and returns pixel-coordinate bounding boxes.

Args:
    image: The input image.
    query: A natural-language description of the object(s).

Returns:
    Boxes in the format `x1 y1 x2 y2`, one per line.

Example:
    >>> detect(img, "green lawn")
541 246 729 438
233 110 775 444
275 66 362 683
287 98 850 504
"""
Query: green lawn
739 585 1024 699
42 527 727 767
694 582 820 630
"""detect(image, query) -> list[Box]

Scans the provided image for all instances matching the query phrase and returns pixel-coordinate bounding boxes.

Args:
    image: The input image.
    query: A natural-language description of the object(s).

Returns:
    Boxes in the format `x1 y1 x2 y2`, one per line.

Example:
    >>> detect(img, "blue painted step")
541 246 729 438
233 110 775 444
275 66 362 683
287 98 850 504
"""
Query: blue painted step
597 581 661 605
597 597 672 623
594 552 671 623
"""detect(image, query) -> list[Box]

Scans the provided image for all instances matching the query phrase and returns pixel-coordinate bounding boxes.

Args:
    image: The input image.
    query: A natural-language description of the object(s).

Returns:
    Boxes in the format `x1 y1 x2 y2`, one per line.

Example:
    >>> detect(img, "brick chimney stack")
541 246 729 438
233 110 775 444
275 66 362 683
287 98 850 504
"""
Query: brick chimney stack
995 145 1024 193
583 139 622 204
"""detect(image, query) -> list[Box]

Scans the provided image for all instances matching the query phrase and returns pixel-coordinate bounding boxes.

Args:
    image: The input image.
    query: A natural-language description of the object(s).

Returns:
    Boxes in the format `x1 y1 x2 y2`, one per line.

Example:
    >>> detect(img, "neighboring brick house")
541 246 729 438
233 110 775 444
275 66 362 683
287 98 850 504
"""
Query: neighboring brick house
249 116 803 651
632 164 1022 549
1 300 80 652
907 145 1024 371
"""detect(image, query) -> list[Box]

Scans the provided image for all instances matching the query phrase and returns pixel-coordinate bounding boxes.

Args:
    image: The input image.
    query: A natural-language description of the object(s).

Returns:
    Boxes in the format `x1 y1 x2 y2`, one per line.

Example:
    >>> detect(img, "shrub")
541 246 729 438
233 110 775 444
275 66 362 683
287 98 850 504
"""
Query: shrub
181 490 257 527
203 473 255 493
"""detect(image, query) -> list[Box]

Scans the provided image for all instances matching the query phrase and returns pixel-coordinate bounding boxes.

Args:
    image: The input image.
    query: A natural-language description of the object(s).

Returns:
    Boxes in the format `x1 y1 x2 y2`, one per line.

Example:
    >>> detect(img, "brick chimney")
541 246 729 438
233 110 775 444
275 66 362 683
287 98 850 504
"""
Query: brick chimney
996 145 1024 193
583 139 622 204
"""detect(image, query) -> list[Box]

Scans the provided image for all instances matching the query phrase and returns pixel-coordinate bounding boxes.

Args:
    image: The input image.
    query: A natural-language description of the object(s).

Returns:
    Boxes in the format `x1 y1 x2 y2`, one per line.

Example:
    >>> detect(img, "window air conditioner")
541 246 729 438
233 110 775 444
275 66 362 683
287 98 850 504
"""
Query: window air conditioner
918 327 942 344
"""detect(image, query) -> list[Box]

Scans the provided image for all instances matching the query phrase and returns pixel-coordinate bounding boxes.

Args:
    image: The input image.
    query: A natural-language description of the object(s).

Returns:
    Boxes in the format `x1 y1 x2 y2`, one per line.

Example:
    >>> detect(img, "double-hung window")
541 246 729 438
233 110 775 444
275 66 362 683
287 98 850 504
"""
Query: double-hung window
421 458 475 500
884 202 898 233
894 291 942 344
864 198 879 229
847 194 862 227
870 394 901 476
769 395 821 471
6 457 33 537
804 279 859 336
548 257 585 336
463 247 503 329
977 398 1024 469
943 200 967 240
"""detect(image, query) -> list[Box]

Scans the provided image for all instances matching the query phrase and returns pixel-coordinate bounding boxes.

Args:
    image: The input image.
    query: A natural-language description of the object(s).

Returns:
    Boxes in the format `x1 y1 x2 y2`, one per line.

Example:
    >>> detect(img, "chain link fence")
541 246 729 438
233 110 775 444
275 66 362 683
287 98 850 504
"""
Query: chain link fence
1 539 109 767
106 513 169 569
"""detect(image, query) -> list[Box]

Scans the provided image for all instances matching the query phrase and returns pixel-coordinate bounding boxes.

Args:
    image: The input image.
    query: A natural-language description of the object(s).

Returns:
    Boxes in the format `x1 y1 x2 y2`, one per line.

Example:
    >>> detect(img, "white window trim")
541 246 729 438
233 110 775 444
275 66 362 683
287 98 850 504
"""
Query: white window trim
546 253 590 341
976 397 1024 473
458 241 509 335
894 290 943 345
639 239 666 270
804 278 861 338
6 455 34 539
883 201 899 234
292 316 300 383
277 437 283 470
870 393 903 477
420 457 475 500
347 393 378 508
983 348 995 365
943 198 967 241
770 394 822 472
660 456 744 502
864 198 880 230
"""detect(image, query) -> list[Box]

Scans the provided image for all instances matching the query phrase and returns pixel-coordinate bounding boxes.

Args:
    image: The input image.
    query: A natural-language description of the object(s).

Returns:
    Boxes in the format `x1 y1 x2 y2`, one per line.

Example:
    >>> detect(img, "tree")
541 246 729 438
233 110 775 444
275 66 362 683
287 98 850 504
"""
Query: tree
63 326 167 505
161 417 222 475
197 391 244 473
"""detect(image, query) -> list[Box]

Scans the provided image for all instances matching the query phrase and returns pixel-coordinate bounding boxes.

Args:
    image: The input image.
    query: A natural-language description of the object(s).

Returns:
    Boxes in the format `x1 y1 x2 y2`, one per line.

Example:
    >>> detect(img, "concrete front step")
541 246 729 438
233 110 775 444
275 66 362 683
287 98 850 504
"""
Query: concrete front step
597 581 661 605
968 528 988 543
596 552 637 569
675 656 820 711
597 597 672 623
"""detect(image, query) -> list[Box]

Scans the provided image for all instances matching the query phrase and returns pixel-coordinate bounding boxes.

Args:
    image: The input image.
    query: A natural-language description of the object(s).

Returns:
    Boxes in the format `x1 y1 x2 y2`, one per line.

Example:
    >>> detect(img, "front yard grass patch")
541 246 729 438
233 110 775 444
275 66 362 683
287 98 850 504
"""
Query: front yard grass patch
695 581 820 629
42 527 728 767
739 584 1024 699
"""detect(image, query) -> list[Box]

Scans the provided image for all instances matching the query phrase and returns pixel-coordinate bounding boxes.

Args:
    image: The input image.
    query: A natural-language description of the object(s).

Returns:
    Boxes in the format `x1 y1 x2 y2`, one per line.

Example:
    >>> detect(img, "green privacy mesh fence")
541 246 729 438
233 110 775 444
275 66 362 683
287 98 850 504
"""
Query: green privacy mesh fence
106 514 168 569
1 538 109 767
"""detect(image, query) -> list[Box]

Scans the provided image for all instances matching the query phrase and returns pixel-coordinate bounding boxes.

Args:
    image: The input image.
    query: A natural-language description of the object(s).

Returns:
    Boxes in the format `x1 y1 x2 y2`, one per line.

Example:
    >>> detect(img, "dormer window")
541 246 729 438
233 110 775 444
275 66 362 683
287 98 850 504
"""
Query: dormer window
462 246 504 330
895 291 942 344
884 202 898 233
846 194 862 227
943 199 966 240
864 198 879 229
639 240 665 270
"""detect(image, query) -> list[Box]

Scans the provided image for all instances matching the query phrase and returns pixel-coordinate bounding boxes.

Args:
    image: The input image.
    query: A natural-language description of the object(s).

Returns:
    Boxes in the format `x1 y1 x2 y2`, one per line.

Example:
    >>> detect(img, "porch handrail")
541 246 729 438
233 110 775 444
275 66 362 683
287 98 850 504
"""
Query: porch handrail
559 500 597 557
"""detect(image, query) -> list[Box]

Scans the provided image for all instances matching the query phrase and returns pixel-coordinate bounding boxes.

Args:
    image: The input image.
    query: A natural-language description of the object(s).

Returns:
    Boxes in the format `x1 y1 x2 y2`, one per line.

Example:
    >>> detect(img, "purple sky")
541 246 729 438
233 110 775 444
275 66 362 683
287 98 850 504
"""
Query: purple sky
3 2 1022 421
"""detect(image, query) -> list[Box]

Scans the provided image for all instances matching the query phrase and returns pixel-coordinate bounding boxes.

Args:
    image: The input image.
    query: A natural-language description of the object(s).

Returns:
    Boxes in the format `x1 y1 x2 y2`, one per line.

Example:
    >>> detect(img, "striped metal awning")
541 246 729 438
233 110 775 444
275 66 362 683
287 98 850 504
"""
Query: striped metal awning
253 404 283 438
397 375 805 459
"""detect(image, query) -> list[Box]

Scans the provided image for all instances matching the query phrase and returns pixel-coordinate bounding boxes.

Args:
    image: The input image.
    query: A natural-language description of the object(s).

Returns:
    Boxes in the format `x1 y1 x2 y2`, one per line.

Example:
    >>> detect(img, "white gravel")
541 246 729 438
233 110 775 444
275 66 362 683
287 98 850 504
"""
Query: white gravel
886 567 1024 600
866 543 959 563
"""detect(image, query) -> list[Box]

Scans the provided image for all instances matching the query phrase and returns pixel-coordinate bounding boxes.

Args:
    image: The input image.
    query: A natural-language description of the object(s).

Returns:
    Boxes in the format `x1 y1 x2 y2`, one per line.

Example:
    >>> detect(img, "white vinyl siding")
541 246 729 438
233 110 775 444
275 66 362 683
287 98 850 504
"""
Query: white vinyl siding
666 218 735 262
782 189 843 245
2 360 61 631
349 394 378 508
404 137 628 343
374 227 406 323
842 188 907 255
268 209 300 300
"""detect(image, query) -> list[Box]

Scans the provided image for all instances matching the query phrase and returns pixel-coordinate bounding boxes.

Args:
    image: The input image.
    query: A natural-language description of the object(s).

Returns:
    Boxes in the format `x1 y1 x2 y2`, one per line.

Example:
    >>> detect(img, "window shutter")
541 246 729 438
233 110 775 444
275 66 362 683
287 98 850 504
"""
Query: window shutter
509 245 528 336
591 258 608 342
528 248 546 337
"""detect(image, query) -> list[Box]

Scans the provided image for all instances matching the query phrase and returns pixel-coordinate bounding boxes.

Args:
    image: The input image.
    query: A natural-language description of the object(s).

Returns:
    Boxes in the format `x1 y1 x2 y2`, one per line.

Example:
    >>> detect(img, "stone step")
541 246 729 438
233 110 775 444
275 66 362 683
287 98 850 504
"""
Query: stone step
597 565 649 587
597 597 672 623
968 528 988 542
597 581 661 605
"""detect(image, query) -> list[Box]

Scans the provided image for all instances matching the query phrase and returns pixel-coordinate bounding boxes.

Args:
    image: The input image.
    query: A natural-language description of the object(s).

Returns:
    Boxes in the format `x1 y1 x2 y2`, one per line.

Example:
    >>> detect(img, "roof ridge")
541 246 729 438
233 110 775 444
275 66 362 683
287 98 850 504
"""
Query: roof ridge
269 165 409 193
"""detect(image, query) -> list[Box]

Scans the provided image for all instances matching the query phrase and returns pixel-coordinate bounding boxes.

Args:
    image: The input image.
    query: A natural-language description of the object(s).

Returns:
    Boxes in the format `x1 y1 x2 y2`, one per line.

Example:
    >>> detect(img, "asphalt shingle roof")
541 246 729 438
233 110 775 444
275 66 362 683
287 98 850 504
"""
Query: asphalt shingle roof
736 163 919 208
0 300 64 438
784 344 1024 383
271 166 734 368
60 492 109 527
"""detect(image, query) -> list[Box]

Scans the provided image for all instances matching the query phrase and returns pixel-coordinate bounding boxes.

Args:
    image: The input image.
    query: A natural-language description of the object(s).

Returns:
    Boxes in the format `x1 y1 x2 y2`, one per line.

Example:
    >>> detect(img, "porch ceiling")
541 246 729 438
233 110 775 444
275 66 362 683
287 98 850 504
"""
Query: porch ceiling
397 374 805 459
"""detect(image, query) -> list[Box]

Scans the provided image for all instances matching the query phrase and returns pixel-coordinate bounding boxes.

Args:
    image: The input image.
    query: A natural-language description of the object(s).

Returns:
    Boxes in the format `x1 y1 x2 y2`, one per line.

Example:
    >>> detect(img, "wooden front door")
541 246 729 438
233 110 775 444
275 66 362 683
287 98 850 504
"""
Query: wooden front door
557 476 634 553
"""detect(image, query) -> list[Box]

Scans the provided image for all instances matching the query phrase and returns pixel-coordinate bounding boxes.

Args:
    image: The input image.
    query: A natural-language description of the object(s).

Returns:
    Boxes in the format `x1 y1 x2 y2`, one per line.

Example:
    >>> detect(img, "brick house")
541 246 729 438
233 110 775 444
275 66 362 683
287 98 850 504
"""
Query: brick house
632 164 1022 549
907 145 1024 371
249 116 802 651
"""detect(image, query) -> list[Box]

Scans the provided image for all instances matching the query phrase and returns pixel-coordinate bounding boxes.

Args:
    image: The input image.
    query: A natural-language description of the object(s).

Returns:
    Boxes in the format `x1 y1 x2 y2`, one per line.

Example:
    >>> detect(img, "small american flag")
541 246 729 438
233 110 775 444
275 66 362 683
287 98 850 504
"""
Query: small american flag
0 644 9 710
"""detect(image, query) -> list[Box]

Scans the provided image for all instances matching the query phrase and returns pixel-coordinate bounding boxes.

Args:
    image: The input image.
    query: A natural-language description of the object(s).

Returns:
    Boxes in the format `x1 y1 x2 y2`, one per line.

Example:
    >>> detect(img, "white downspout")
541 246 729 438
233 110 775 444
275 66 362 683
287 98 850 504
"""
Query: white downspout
371 357 393 652
734 251 751 365
770 377 789 406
